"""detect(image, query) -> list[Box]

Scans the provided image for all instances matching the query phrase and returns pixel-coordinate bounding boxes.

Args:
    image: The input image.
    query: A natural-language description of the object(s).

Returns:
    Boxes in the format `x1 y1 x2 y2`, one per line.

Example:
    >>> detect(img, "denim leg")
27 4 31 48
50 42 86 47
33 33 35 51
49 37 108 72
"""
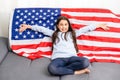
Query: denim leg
48 58 74 76
66 56 90 70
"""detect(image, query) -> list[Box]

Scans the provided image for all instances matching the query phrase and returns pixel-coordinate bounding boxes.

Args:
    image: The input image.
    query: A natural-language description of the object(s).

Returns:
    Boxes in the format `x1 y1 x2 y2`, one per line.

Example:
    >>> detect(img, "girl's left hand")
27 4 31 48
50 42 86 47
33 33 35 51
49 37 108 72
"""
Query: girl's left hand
97 23 110 30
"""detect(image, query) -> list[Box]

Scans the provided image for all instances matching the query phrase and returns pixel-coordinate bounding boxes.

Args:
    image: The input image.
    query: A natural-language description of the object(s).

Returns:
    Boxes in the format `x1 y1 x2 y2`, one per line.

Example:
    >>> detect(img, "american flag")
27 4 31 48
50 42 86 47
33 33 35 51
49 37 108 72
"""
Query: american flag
9 8 120 63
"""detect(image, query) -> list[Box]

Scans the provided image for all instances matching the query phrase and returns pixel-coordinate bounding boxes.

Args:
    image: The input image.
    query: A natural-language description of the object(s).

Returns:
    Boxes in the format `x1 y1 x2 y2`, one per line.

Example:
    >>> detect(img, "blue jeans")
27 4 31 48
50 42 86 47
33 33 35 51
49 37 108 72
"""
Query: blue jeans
48 56 90 76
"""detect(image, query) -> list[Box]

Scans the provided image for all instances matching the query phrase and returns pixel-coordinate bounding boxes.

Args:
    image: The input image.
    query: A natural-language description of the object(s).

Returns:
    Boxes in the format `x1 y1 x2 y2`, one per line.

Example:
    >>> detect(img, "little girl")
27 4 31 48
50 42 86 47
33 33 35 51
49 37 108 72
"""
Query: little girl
19 16 109 76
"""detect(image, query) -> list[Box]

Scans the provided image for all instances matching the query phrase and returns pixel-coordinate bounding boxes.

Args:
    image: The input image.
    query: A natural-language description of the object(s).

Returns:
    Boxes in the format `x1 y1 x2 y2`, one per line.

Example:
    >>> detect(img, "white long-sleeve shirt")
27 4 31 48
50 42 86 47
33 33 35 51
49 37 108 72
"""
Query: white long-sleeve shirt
31 24 97 60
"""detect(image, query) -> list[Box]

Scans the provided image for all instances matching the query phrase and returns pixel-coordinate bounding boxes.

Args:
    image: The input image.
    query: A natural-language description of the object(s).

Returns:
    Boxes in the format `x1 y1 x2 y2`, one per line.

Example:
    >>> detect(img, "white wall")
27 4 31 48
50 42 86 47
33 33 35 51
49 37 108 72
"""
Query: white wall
16 0 120 13
0 0 120 37
0 0 17 37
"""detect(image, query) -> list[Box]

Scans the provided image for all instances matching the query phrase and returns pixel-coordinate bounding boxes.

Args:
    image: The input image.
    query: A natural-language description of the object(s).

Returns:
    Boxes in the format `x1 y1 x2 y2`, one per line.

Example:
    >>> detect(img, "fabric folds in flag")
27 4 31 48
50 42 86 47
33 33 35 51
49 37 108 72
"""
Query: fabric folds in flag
9 8 120 64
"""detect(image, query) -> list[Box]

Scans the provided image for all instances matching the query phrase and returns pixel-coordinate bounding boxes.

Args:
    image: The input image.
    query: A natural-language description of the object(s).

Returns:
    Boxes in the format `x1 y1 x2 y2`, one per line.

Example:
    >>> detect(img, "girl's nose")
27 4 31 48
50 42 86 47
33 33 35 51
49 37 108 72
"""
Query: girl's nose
63 25 66 28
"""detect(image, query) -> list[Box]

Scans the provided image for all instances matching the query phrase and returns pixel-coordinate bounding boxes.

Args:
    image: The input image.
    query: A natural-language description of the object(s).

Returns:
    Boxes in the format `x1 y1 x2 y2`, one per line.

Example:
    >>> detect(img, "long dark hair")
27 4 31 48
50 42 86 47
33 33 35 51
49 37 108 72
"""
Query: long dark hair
52 16 78 52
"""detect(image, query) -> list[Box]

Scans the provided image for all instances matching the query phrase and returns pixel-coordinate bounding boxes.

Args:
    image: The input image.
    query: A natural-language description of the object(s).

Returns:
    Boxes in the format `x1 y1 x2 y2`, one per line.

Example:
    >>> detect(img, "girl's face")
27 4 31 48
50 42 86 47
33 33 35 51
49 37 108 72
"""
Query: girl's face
57 20 69 32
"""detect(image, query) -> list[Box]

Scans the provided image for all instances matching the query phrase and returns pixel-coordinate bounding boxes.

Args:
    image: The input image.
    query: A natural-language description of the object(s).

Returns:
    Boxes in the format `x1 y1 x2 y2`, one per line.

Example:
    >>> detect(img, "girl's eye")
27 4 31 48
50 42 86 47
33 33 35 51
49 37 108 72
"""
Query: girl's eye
59 24 63 26
65 24 68 26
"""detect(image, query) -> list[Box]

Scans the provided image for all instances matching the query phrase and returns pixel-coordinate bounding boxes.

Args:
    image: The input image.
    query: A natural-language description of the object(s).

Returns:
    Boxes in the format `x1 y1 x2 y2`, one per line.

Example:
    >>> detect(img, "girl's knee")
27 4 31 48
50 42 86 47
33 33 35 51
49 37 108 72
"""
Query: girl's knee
82 58 90 68
48 65 58 75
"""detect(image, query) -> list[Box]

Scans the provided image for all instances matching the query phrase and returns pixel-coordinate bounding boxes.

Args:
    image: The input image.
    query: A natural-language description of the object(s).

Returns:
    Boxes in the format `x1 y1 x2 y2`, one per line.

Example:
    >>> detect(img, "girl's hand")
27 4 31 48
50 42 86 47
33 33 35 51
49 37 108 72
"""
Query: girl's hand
19 24 32 32
97 23 109 30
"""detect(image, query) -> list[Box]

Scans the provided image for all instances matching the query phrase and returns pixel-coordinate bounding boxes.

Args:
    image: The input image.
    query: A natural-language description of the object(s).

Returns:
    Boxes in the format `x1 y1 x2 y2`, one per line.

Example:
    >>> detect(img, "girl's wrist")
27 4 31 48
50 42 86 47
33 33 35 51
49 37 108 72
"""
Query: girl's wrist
96 24 101 28
27 25 32 29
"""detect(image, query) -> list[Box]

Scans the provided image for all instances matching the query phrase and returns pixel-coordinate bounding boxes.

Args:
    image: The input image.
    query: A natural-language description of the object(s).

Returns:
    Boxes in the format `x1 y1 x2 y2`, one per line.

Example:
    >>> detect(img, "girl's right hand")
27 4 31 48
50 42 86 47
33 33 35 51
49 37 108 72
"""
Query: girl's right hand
96 23 109 30
19 24 32 32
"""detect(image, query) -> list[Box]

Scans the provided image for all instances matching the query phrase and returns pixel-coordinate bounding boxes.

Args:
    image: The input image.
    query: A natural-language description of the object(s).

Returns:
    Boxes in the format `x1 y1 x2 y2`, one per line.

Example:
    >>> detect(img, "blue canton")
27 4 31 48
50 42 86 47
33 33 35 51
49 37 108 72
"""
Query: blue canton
12 8 61 40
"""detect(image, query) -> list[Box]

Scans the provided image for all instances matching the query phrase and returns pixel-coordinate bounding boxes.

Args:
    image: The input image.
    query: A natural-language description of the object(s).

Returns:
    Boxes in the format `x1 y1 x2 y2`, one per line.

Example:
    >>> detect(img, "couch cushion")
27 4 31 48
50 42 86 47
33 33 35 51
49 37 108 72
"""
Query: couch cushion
61 74 89 80
0 52 59 80
0 37 8 64
28 57 59 80
88 62 120 80
60 63 92 80
0 52 31 80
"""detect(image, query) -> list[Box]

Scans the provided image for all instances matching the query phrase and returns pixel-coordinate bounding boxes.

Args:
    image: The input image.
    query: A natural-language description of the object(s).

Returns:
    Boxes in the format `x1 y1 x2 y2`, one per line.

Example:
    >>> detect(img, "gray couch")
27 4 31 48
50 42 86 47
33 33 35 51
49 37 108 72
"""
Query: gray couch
0 37 120 80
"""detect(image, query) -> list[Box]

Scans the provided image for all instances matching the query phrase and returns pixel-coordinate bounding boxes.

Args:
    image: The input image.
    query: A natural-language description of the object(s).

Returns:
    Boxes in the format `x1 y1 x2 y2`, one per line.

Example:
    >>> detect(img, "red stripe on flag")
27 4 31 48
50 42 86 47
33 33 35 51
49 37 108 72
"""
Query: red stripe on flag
11 42 52 50
62 8 112 13
77 53 120 57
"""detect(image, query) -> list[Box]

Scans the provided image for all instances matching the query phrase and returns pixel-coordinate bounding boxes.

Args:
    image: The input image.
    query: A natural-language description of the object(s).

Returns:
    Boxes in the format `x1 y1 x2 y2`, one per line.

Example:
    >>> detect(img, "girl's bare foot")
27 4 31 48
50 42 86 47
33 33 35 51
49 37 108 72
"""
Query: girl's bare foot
74 68 90 75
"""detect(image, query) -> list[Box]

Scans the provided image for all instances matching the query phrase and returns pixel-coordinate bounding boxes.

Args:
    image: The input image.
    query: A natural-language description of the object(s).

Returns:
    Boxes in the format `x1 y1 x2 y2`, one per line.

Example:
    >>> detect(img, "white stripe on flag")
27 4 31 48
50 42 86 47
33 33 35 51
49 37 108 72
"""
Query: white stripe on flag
83 31 120 38
11 37 51 45
77 40 120 48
